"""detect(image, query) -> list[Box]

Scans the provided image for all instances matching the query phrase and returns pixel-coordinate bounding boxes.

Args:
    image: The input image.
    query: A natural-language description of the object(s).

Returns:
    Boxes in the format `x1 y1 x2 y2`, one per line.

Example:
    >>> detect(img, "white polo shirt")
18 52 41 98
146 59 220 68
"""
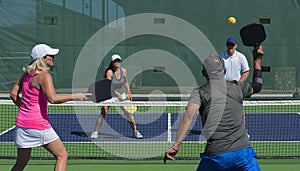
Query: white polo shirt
219 50 250 81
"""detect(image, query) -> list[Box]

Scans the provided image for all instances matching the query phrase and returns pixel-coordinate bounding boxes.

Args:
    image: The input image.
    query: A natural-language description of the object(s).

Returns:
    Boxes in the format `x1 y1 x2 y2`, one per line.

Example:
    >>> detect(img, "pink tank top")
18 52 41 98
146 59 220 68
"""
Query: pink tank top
16 73 51 130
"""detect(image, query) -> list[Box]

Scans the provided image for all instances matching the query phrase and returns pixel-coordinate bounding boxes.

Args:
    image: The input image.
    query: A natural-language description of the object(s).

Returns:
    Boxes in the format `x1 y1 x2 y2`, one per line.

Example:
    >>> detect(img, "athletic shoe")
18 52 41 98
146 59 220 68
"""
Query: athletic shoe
133 130 143 139
91 131 98 139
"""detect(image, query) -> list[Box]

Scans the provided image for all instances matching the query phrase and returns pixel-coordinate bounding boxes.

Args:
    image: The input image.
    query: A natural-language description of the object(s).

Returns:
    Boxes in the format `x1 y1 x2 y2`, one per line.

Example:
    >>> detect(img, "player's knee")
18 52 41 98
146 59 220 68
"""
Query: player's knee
101 106 109 114
56 150 68 161
128 120 135 124
100 112 107 119
62 150 68 159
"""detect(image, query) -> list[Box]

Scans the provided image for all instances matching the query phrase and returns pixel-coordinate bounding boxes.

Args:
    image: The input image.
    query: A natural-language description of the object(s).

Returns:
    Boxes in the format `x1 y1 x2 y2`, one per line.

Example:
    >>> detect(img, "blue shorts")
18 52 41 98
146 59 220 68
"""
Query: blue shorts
197 147 261 171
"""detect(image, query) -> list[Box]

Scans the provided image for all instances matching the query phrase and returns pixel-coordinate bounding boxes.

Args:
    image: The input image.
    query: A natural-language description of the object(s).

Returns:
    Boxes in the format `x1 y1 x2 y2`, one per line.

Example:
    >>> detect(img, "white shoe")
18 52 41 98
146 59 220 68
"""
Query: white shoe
91 131 98 139
133 130 143 139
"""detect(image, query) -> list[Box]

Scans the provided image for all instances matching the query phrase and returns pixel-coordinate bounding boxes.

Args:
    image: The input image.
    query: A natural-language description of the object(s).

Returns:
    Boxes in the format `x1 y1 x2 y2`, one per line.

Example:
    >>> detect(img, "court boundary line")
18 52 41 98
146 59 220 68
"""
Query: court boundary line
0 126 15 136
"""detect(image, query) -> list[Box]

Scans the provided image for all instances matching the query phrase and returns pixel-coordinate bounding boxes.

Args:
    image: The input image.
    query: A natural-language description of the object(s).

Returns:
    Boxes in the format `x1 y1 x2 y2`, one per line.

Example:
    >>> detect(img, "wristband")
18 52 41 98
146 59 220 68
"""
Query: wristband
253 69 263 84
171 146 179 152
253 69 262 78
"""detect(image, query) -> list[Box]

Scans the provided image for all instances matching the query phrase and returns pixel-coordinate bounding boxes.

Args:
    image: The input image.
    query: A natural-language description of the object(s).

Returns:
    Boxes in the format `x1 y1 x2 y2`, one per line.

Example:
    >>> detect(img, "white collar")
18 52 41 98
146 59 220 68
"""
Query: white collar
227 50 237 58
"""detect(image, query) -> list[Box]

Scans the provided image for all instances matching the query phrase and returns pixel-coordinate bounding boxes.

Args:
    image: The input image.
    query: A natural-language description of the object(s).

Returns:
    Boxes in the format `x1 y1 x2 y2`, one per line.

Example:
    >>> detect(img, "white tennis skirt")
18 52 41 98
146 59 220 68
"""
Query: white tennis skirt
14 126 59 148
103 93 126 102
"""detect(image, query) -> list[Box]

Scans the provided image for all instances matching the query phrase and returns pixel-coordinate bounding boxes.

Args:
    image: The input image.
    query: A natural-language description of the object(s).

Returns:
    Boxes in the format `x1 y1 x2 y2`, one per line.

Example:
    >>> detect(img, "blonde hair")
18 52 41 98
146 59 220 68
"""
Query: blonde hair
23 58 49 75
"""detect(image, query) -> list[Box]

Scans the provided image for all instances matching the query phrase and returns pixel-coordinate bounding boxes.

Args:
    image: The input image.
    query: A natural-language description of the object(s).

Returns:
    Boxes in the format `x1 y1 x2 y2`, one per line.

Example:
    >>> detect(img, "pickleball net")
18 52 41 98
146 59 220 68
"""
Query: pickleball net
0 99 299 160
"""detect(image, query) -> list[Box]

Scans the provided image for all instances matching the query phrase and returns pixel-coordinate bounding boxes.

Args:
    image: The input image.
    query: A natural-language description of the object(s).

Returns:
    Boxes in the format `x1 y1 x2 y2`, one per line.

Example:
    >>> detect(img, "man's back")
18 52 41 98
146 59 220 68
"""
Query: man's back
165 47 264 171
190 80 252 155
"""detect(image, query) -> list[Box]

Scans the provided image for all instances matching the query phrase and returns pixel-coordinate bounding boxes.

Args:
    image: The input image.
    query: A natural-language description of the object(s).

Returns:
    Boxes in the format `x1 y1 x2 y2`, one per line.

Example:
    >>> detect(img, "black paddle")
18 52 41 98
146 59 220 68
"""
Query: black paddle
87 79 112 103
240 22 266 47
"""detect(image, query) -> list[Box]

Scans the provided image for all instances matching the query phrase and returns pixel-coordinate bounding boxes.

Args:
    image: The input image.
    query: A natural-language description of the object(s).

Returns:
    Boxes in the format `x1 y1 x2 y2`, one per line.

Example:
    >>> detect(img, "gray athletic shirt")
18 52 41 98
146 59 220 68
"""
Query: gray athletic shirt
189 79 252 155
111 68 125 97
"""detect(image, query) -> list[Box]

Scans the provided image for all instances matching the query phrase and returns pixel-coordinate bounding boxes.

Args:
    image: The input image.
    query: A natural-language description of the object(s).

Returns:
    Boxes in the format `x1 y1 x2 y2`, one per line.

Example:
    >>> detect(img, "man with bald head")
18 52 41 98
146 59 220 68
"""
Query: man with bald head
165 46 264 171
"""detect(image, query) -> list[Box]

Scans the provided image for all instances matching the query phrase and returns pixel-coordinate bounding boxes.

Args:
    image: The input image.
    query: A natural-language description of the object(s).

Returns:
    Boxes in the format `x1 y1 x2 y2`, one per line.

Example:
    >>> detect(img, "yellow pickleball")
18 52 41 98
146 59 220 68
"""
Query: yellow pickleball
228 17 236 25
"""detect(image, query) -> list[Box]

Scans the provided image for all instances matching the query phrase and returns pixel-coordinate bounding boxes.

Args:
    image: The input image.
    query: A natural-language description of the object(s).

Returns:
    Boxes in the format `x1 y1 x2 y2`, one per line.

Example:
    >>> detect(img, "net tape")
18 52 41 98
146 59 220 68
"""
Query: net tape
1 100 300 106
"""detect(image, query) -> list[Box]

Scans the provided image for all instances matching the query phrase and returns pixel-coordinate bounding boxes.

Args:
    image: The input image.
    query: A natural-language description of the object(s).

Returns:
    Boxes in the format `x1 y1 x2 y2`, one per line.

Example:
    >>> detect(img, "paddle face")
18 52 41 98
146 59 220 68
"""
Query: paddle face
87 79 112 103
240 23 266 47
123 100 137 113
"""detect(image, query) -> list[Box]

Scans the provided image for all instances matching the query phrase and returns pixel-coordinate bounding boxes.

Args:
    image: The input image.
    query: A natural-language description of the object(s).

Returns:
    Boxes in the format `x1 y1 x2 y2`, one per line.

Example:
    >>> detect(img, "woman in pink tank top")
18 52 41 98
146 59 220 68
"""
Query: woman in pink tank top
10 44 91 171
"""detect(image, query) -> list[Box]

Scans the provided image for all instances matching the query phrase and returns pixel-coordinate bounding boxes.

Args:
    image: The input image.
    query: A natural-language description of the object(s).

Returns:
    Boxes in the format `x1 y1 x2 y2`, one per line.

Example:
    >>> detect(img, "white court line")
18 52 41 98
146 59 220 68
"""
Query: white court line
167 113 172 142
0 126 15 136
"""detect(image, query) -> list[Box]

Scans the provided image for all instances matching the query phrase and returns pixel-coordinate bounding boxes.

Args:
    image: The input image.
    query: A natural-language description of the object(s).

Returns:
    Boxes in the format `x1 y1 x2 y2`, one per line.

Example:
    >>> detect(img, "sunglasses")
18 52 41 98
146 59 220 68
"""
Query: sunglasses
226 43 235 47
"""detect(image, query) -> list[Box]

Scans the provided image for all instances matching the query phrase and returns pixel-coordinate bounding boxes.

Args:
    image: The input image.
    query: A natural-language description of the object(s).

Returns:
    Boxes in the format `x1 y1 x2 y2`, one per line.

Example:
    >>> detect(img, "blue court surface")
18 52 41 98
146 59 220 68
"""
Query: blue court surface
1 113 300 142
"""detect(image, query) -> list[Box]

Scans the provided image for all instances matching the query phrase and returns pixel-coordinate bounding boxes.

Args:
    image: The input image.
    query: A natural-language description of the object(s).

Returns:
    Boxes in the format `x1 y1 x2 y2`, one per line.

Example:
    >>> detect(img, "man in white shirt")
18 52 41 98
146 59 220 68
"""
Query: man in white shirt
220 37 251 138
220 37 250 82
